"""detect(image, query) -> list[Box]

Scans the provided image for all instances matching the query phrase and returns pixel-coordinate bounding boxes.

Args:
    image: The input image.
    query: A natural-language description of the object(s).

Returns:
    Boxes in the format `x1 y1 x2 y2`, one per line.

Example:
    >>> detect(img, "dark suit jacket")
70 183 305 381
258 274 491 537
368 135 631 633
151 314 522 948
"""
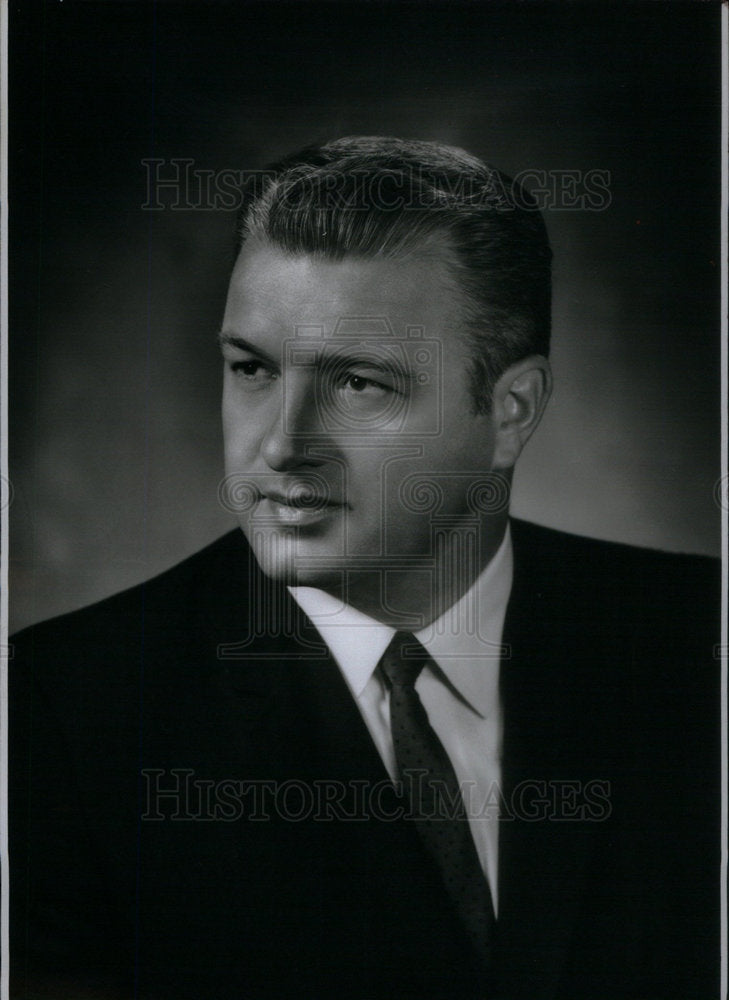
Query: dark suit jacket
10 519 721 999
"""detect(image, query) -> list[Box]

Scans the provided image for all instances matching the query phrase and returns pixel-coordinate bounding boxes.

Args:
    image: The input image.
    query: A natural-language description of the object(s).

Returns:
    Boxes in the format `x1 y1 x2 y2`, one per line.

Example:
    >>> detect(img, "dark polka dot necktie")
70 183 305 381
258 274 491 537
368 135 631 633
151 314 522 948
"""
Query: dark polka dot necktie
380 630 496 977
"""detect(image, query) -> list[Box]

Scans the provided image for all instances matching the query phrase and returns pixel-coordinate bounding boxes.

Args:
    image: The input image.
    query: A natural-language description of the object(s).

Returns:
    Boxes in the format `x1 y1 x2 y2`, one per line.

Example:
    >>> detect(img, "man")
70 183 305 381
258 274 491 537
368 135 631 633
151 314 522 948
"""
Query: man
10 137 720 999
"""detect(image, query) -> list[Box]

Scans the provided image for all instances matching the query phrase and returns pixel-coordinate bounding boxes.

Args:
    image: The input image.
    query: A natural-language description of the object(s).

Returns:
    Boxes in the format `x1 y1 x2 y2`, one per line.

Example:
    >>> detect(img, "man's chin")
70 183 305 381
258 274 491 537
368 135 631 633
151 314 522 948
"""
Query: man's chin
245 534 344 589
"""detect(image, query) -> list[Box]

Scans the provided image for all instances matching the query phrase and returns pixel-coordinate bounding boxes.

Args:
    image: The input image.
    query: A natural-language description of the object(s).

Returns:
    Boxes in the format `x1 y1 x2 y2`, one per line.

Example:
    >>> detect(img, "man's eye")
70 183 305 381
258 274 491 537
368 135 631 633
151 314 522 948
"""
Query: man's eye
230 359 275 380
340 373 390 394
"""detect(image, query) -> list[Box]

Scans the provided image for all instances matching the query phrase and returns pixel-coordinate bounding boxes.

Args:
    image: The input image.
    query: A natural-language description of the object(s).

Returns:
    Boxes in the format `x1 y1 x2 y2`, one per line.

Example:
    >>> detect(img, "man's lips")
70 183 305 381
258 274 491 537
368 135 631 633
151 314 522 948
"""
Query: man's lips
261 488 346 511
253 490 346 527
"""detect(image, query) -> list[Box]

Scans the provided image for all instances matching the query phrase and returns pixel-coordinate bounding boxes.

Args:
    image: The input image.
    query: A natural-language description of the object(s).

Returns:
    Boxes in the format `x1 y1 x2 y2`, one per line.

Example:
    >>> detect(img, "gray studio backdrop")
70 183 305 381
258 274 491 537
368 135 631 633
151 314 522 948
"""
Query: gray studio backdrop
10 2 721 632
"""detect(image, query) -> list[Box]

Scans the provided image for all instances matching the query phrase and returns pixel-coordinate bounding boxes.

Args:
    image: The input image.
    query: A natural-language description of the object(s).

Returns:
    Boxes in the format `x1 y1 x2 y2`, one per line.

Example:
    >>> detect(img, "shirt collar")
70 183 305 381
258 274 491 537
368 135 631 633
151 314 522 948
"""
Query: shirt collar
289 525 513 718
415 525 512 717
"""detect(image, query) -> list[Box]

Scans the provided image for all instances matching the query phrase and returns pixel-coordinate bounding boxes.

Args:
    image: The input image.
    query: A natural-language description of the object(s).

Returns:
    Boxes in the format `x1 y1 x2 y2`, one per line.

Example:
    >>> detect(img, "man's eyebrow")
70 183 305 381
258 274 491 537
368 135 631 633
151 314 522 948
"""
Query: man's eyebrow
217 331 278 366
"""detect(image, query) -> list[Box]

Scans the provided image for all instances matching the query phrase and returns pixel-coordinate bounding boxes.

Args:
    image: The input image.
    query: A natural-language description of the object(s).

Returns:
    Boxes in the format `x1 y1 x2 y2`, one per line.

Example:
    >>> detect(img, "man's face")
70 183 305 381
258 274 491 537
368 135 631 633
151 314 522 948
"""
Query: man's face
221 239 500 615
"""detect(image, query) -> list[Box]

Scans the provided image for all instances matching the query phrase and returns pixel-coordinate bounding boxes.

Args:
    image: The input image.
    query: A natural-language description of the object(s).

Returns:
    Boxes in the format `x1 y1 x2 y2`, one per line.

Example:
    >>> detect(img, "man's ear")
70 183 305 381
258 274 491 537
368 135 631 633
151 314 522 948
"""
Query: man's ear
490 355 552 470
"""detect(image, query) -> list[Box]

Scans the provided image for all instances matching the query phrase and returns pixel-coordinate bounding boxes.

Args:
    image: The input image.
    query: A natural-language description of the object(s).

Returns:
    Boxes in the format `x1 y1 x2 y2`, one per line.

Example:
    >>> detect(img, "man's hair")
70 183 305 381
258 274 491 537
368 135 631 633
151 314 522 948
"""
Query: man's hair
235 136 551 413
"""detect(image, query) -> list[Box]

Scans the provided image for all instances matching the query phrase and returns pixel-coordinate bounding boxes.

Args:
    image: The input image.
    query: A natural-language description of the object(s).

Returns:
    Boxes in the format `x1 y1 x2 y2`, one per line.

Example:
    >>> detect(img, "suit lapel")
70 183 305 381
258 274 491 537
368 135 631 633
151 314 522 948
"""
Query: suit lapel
202 531 393 784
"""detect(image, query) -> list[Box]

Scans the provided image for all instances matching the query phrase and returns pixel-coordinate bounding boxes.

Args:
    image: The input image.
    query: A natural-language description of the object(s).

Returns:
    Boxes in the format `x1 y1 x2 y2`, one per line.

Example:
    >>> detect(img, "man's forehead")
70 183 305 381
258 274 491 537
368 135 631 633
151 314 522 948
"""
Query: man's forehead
225 239 462 335
292 317 401 339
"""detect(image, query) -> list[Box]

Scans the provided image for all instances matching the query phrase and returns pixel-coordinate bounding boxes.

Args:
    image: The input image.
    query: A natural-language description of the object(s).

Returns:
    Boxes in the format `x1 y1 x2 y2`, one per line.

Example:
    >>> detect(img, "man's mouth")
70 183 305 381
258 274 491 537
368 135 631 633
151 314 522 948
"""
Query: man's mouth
257 487 346 525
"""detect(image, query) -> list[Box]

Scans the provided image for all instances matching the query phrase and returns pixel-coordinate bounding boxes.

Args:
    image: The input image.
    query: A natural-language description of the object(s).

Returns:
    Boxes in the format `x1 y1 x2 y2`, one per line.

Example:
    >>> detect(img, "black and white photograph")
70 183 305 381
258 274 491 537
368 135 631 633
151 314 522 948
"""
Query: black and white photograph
4 2 725 998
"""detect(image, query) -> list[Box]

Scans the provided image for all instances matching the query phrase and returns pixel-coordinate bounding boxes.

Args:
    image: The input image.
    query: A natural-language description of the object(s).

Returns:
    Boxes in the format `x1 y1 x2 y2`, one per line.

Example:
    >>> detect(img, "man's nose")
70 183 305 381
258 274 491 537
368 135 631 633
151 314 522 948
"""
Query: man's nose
260 373 324 471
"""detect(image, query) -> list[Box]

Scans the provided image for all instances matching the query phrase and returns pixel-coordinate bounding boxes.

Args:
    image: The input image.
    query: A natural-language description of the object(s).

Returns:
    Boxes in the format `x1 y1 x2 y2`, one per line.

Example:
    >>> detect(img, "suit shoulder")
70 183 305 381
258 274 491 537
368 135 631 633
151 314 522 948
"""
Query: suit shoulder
11 529 251 653
510 516 718 584
509 517 720 635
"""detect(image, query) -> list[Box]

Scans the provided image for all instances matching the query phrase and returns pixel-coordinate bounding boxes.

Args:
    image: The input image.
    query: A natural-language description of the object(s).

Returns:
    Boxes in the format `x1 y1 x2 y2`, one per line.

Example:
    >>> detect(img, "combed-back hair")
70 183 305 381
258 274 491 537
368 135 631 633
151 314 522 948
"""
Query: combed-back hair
235 136 551 413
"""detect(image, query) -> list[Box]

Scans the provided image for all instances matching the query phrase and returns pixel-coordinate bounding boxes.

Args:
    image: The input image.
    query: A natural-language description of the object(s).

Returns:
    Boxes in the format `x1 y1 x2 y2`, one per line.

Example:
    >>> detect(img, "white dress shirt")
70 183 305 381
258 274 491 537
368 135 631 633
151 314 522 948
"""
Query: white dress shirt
289 526 513 915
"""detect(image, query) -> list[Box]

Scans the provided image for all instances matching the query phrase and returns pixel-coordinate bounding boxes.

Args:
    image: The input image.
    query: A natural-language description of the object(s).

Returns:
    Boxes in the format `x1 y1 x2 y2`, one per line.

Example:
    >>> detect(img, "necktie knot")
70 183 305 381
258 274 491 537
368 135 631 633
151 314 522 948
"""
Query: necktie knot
380 631 428 689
